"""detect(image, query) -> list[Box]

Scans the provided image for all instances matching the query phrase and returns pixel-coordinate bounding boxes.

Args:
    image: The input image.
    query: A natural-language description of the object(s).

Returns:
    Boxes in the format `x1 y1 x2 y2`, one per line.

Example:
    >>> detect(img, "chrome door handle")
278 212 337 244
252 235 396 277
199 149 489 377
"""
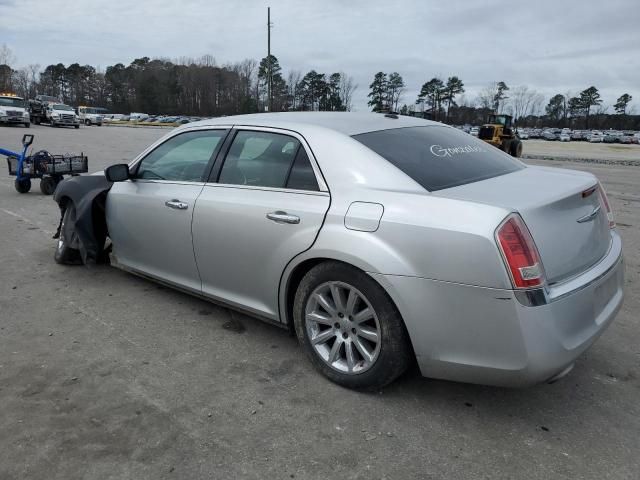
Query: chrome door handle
165 199 189 210
266 211 300 224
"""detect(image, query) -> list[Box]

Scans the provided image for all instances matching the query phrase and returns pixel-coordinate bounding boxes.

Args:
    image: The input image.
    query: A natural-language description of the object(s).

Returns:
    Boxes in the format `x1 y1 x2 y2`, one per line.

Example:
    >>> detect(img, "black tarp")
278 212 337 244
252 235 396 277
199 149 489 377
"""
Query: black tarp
53 175 112 264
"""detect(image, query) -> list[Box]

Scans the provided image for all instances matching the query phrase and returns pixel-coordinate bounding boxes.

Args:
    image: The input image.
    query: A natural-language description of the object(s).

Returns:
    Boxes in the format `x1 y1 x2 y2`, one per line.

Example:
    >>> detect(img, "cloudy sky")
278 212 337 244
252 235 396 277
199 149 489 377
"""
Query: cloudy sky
1 0 638 112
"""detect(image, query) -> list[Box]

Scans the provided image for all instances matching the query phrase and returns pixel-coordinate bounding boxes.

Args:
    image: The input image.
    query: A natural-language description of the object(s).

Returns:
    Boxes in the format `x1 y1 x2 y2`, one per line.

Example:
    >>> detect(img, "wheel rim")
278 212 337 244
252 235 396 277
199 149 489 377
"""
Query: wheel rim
305 281 381 375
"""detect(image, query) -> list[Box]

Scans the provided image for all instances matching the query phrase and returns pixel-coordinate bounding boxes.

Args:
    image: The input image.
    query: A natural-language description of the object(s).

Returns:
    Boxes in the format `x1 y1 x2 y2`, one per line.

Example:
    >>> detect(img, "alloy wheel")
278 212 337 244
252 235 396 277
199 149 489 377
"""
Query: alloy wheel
305 281 381 374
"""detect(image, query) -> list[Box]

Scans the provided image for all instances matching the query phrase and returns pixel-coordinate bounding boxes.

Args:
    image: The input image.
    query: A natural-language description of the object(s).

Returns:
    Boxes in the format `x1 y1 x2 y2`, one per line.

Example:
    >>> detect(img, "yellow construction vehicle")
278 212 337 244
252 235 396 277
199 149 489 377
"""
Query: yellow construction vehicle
478 114 523 157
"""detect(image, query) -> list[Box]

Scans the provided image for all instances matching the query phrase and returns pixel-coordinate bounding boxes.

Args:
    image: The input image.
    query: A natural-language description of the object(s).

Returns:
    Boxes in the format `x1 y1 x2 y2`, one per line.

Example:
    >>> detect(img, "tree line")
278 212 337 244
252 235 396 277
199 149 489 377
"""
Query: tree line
0 45 357 116
365 69 637 130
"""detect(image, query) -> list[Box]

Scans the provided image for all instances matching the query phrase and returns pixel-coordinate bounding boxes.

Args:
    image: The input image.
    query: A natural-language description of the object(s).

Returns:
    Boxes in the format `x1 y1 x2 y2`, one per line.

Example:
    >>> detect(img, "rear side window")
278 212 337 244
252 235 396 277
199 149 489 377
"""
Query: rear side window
353 126 523 191
286 148 319 191
219 131 300 188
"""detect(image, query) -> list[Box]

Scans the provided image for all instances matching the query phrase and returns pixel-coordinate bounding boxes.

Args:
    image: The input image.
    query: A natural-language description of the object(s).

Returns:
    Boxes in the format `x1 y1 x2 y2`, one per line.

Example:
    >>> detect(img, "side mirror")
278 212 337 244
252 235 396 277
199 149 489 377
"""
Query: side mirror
104 163 130 182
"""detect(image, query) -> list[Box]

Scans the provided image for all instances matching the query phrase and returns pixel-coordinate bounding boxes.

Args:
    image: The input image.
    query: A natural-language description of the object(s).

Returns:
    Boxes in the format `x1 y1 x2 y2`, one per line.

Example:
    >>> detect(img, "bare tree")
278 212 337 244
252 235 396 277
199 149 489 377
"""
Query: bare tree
339 72 357 111
511 85 544 121
475 83 496 109
284 69 300 110
0 43 16 66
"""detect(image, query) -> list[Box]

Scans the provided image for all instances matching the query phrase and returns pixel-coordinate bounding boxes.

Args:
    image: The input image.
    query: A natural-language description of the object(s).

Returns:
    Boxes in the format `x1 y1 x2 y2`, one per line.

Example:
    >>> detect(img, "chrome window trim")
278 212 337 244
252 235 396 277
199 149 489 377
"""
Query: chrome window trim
201 182 330 197
129 179 206 187
212 125 329 193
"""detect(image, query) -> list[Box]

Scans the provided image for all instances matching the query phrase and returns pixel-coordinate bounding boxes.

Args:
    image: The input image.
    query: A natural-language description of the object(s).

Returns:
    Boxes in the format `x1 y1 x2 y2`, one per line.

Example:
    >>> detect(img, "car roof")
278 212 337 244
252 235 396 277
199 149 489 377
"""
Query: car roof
184 112 441 136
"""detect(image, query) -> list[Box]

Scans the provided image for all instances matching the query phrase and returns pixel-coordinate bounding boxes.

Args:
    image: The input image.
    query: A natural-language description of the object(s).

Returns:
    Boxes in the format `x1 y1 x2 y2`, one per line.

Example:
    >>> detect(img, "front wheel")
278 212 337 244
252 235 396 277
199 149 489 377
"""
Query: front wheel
294 261 412 390
54 203 82 265
14 178 31 193
510 140 523 157
24 122 30 128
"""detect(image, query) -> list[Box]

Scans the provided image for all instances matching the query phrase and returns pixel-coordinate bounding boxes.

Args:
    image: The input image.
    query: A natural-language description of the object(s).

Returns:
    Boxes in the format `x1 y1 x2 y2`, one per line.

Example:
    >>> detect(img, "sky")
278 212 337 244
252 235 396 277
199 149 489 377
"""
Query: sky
1 0 639 112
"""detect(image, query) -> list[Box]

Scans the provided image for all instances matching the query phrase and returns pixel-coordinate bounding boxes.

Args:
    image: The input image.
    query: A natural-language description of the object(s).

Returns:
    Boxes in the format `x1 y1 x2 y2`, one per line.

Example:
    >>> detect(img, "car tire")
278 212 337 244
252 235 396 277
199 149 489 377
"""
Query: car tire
293 261 412 390
54 203 82 265
14 178 31 193
85 119 91 126
24 122 30 128
50 121 56 127
74 125 79 129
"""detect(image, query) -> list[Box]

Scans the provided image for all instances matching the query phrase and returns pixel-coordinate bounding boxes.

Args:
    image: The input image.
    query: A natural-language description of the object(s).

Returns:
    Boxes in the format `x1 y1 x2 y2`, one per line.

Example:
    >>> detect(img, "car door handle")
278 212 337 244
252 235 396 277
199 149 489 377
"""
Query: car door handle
165 199 189 210
266 211 300 224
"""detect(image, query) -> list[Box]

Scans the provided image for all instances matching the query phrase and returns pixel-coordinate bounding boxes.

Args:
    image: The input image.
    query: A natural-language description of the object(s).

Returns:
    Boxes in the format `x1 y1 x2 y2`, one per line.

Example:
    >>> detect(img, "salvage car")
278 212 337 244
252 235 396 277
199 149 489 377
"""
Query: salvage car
52 112 625 390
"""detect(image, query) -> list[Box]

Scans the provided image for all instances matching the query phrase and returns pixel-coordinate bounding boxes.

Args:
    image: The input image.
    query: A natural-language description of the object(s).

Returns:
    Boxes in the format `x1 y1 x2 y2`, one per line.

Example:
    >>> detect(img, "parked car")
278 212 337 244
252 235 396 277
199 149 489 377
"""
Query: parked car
559 133 571 142
52 112 624 390
518 130 529 140
543 129 558 141
603 132 619 143
589 132 603 143
571 131 584 141
619 135 634 144
470 126 479 137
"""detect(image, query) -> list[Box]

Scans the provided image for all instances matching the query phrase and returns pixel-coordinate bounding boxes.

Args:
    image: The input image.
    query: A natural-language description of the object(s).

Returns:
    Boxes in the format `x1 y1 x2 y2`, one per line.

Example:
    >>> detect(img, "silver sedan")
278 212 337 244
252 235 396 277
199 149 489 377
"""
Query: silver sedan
53 112 624 390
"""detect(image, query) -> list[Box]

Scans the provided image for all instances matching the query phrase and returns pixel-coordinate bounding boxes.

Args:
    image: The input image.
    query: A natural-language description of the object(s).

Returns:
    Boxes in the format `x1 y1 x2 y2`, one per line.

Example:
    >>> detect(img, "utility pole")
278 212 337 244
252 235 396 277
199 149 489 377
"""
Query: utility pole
267 7 273 112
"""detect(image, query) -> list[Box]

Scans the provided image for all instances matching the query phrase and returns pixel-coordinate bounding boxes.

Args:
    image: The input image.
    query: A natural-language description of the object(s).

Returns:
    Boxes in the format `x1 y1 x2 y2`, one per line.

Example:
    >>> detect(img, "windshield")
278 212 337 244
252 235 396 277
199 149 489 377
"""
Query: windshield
52 104 74 111
353 126 523 191
0 97 26 108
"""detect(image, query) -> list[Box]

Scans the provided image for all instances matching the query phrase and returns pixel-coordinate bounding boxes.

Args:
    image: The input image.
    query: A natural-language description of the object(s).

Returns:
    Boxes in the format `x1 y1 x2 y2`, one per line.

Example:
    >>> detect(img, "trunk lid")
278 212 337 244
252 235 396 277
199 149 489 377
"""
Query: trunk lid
434 165 611 285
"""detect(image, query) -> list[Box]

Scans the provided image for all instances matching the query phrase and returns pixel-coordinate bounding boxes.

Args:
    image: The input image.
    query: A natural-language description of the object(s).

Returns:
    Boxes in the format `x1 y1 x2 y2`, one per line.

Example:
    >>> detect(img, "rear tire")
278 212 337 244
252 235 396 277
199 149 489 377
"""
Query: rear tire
14 178 31 193
54 203 82 265
39 177 57 195
293 261 412 390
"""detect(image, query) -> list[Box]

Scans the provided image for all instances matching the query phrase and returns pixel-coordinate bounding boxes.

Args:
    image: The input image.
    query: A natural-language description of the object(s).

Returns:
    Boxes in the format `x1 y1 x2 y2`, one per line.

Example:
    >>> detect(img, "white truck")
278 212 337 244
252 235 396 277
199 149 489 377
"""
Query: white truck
77 106 106 126
0 93 31 128
47 103 80 128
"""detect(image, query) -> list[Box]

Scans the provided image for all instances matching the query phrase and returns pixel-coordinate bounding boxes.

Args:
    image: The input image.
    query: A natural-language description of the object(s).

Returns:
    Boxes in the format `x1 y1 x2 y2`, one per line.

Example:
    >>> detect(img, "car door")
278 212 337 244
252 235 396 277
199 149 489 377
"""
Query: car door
106 128 228 291
192 127 330 320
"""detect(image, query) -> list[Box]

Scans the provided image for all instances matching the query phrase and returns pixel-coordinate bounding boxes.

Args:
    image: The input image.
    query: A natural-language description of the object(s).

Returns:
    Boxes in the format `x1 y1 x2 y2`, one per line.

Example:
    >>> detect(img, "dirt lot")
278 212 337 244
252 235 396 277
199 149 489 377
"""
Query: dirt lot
0 124 639 480
523 138 640 162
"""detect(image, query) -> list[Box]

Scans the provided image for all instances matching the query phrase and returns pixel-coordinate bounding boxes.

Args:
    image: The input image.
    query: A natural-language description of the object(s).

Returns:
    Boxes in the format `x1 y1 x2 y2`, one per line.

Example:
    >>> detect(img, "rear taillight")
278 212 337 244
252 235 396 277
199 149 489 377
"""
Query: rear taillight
496 214 545 289
597 183 615 228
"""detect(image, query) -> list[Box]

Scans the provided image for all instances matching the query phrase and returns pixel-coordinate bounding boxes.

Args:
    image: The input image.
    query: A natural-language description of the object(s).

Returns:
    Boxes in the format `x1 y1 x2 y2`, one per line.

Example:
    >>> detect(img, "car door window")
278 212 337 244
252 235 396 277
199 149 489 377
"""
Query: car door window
136 130 225 182
286 148 319 191
218 131 301 188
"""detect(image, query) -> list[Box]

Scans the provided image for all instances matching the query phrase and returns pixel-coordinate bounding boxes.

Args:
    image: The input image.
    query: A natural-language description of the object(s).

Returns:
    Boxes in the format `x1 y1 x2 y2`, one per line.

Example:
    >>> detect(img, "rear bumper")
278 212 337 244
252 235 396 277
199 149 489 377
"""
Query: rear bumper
372 231 624 387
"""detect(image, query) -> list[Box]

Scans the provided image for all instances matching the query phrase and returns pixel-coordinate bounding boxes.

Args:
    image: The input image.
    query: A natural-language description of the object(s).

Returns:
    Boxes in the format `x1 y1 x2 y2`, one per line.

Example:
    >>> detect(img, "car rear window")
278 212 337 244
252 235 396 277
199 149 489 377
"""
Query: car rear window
353 126 523 191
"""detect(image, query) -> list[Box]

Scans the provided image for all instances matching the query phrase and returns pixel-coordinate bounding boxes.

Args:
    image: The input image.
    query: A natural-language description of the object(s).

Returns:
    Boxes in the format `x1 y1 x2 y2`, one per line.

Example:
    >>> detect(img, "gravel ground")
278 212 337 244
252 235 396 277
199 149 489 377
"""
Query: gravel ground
0 124 638 480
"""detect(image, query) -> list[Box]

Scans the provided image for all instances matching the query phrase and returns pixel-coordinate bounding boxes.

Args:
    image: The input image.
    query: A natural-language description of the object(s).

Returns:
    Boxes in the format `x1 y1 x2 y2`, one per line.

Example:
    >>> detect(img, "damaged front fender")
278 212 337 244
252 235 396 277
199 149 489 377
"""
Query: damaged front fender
53 174 113 264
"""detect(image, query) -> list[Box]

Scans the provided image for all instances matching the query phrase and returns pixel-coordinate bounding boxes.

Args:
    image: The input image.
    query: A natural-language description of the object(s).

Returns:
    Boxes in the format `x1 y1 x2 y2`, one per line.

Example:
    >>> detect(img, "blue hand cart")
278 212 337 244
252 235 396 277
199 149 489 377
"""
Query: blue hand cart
1 134 88 194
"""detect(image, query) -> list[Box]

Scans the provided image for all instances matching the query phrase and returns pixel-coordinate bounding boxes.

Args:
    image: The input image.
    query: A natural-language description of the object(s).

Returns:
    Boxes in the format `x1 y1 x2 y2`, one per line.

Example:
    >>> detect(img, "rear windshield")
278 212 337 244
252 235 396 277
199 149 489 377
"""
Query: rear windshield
353 126 523 191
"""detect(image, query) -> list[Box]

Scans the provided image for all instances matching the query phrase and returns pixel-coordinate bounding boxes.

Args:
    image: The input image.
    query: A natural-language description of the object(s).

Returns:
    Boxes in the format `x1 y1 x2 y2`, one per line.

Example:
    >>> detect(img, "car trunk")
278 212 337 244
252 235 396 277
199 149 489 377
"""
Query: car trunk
434 165 612 285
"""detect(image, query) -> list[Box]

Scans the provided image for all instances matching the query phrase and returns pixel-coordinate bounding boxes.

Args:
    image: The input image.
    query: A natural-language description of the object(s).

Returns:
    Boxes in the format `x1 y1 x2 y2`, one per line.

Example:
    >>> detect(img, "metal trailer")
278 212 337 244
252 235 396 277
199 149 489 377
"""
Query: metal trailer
1 134 88 194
